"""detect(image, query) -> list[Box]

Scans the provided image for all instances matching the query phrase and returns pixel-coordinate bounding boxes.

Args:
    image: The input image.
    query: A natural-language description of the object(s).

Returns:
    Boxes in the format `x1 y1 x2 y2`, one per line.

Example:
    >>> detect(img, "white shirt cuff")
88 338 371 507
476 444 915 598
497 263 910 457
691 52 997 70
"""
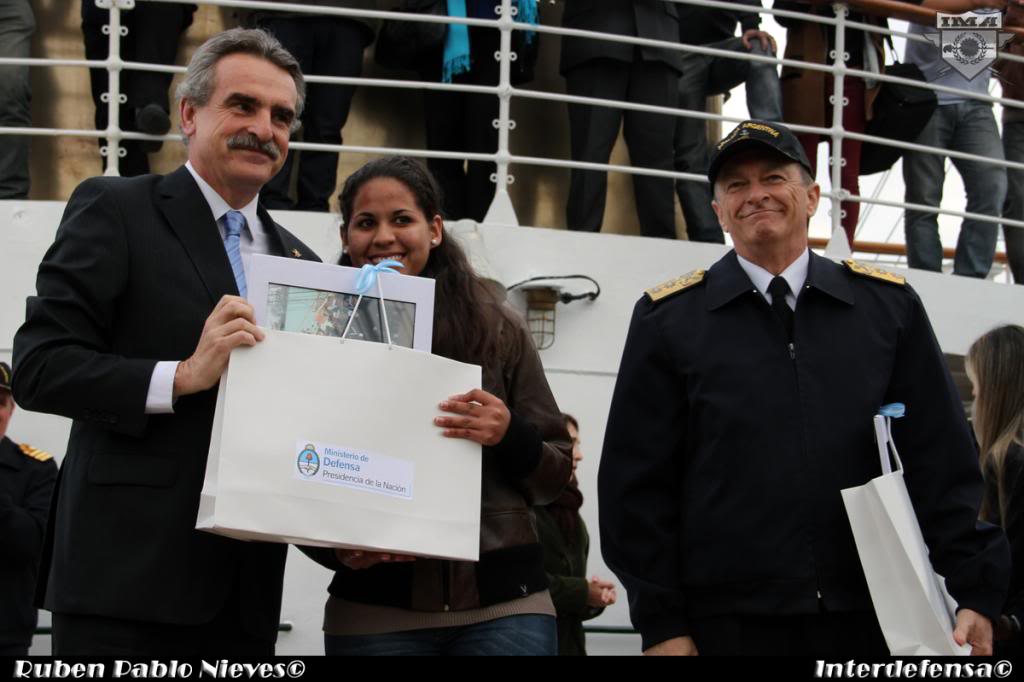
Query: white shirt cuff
145 361 179 414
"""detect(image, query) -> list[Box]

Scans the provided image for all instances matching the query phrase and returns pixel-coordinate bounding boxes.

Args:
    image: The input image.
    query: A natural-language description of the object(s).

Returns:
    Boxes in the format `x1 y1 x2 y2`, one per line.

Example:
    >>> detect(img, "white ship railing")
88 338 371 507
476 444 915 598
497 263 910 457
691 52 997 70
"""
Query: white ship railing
1 0 1021 270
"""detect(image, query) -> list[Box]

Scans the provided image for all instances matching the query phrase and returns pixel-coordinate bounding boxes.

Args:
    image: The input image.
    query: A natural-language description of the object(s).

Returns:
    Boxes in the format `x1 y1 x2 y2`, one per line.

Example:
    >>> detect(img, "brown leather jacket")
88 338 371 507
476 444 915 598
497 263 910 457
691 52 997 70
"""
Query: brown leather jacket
313 311 574 612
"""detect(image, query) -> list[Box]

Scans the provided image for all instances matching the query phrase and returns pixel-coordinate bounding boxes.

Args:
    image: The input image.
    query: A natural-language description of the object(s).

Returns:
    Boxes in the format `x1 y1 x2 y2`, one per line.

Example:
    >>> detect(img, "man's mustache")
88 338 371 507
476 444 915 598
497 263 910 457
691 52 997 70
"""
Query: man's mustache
226 133 281 161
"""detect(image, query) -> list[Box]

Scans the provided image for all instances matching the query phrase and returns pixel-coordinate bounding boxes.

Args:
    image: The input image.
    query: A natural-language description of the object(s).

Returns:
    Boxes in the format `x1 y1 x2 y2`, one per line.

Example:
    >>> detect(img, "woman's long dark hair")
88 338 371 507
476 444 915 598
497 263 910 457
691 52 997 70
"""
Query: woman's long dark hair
966 324 1024 523
338 156 517 365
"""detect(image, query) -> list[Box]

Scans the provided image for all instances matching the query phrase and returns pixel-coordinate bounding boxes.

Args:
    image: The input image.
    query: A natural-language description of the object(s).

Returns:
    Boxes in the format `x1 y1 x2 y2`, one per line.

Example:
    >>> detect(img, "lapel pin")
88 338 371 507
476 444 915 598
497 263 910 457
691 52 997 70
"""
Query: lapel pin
291 248 301 258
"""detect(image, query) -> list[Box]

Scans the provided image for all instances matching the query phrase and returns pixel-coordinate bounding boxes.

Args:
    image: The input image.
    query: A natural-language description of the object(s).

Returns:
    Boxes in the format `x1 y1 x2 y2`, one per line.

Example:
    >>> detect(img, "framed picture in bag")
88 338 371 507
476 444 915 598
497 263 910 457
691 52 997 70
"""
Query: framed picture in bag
248 254 435 352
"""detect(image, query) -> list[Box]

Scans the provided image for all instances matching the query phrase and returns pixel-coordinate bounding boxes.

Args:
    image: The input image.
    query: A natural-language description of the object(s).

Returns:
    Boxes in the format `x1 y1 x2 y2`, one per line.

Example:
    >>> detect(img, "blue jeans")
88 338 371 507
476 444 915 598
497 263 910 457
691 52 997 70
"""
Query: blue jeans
324 614 557 656
1001 120 1024 284
902 101 1006 278
674 37 783 244
0 0 34 198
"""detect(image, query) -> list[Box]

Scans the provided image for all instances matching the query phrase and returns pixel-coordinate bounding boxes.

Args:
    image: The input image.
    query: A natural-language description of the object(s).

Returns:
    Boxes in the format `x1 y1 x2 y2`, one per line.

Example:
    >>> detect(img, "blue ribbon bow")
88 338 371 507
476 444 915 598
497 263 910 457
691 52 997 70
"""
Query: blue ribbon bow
354 260 403 295
878 403 906 418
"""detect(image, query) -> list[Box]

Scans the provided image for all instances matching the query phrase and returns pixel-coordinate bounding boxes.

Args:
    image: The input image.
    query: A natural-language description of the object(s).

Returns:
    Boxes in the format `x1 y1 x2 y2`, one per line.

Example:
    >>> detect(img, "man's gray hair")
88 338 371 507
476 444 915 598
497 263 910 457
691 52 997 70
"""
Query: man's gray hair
176 28 305 130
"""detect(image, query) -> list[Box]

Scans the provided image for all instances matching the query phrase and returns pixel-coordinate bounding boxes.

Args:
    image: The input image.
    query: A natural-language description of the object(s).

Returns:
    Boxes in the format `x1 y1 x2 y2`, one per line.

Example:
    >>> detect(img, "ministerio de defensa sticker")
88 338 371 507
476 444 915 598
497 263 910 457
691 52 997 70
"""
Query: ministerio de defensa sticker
294 440 414 500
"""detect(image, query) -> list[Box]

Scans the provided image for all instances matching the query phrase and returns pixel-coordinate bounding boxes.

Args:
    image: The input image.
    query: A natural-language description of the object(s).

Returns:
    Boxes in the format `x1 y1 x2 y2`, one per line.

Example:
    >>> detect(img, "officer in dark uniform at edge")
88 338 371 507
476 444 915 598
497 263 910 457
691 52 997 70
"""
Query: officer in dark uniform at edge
598 120 1011 656
0 361 56 656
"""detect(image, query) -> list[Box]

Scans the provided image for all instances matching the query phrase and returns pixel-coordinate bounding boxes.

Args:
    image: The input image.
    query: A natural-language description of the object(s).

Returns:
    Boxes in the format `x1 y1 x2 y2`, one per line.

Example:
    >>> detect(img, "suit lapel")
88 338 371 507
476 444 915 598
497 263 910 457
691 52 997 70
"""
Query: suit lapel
156 166 239 304
258 205 287 259
259 205 315 262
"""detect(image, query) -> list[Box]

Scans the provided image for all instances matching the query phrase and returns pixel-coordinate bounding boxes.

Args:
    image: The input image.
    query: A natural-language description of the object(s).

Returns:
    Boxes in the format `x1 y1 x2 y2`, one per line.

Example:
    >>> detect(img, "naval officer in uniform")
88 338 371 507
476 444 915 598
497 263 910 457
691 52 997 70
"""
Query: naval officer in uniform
598 120 1010 656
0 361 56 656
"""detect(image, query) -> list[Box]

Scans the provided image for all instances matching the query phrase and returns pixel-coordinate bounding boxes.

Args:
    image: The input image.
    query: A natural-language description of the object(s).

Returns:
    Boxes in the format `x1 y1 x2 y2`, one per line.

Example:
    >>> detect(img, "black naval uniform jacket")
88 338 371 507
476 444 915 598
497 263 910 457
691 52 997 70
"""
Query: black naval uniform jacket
0 436 56 650
598 250 1010 651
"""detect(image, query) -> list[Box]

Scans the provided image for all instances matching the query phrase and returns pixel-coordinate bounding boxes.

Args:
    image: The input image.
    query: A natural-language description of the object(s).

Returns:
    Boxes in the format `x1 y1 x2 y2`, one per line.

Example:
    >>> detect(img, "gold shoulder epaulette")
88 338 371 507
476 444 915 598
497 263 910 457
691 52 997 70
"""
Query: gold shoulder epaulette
645 269 706 303
19 443 53 462
843 259 906 286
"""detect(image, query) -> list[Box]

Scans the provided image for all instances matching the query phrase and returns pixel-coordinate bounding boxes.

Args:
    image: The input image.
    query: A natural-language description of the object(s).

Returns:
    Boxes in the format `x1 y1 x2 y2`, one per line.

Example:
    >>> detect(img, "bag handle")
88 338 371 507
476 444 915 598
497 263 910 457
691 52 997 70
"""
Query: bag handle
341 260 403 348
884 34 898 64
874 402 906 474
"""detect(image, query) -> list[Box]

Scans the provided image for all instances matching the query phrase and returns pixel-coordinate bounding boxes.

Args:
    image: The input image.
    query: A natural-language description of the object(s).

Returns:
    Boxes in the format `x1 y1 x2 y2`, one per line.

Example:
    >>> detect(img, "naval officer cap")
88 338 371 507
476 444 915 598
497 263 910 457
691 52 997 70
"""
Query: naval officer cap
707 120 813 189
0 362 10 393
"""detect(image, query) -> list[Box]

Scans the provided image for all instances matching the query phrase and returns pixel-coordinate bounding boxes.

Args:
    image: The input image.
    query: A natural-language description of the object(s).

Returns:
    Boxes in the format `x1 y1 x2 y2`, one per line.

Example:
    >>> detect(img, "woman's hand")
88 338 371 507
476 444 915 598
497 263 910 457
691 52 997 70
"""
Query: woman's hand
335 549 417 570
587 576 618 608
435 388 511 446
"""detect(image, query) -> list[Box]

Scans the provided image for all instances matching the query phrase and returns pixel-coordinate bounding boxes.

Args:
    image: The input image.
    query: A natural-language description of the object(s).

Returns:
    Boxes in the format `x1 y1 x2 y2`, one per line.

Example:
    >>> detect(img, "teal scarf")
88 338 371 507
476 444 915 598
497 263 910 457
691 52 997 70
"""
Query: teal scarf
442 0 539 83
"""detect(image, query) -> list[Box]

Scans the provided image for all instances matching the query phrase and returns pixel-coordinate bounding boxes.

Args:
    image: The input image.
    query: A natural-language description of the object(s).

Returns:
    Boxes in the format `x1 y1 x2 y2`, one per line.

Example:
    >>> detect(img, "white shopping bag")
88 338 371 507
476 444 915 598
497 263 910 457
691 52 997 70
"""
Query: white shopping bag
841 411 970 656
196 328 482 561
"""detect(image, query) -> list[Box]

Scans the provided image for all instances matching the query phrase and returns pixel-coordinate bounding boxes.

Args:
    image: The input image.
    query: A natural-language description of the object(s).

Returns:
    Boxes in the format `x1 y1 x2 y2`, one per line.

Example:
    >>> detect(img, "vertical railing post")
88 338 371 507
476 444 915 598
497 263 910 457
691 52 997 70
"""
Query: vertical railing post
828 2 849 251
484 0 520 225
97 0 132 176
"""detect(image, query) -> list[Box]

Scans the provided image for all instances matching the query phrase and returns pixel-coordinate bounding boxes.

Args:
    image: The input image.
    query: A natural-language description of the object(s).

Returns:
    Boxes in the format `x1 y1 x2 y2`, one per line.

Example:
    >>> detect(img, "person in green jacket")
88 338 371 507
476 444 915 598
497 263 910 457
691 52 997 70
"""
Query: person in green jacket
535 413 617 655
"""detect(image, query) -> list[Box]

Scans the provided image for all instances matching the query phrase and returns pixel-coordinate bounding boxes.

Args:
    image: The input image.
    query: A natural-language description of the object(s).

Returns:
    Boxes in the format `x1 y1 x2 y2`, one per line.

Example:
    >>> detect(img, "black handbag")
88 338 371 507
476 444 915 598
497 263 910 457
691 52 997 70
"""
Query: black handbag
375 0 448 71
860 61 937 176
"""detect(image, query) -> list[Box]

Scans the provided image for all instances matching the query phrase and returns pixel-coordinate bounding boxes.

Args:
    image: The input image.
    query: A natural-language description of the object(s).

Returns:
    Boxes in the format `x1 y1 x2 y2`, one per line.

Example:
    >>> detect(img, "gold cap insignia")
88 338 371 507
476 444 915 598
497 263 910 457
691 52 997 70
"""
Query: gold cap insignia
843 259 906 286
291 248 302 258
645 269 706 303
717 121 780 150
19 443 53 462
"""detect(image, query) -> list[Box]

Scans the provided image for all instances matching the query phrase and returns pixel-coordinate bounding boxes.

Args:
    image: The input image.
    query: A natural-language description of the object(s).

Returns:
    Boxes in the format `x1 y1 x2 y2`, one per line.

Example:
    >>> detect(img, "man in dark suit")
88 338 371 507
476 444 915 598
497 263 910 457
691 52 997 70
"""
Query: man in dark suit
560 0 682 239
13 28 320 655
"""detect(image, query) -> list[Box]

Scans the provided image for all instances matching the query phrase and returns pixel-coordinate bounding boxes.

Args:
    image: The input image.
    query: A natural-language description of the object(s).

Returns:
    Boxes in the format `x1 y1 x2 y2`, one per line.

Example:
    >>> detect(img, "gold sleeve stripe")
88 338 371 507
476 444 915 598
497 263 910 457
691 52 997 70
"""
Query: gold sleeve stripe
19 443 53 462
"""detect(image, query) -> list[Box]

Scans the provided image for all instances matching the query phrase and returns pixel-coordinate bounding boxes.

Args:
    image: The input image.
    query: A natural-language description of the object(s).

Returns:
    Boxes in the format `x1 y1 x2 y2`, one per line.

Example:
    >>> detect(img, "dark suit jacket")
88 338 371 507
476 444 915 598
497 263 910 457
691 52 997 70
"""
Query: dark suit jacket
559 0 683 75
12 166 321 642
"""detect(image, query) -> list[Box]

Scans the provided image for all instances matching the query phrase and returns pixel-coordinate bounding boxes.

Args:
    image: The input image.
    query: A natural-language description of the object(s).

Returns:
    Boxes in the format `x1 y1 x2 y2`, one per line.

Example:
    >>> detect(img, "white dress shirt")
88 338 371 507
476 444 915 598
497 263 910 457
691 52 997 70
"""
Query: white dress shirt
144 162 273 413
735 248 810 312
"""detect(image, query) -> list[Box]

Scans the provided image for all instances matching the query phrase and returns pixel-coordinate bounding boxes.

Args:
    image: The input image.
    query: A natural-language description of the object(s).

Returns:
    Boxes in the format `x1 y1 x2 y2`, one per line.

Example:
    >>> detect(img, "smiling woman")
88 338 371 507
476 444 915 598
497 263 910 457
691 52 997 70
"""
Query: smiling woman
343 174 443 279
300 156 573 656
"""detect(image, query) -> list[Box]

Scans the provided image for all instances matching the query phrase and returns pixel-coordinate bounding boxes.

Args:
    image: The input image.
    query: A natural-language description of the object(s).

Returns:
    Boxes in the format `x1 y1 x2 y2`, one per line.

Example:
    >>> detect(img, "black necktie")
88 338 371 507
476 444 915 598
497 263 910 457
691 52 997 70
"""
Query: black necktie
767 276 794 340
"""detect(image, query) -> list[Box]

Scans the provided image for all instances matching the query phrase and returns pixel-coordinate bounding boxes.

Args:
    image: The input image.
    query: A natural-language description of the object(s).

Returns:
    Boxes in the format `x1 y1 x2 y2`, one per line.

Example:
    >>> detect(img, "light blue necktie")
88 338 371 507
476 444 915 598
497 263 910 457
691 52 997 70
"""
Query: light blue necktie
222 210 248 298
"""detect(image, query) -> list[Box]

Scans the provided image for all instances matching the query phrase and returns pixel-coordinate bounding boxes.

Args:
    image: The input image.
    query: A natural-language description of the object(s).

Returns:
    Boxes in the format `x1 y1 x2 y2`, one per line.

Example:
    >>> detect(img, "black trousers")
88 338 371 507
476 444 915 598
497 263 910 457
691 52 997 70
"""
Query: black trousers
420 26 501 223
564 57 678 239
691 610 889 657
81 2 196 177
51 577 274 656
258 16 368 212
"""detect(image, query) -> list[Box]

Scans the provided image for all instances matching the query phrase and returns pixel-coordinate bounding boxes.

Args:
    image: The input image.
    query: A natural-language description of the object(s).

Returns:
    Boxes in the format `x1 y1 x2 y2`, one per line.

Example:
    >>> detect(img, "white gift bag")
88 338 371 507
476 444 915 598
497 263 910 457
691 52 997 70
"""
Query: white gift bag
196 328 482 561
841 410 970 655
